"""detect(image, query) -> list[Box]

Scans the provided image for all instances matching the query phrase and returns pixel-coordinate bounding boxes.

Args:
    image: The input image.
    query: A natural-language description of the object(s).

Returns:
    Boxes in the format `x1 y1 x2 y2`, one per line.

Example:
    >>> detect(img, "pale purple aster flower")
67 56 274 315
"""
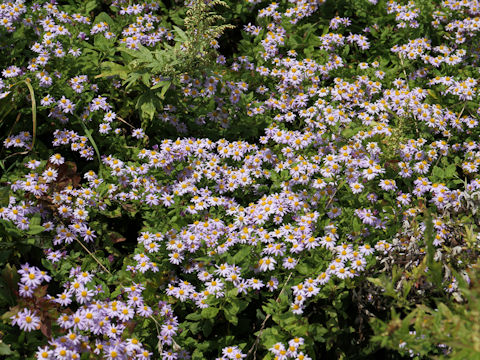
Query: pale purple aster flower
132 128 145 139
13 308 40 332
42 168 58 182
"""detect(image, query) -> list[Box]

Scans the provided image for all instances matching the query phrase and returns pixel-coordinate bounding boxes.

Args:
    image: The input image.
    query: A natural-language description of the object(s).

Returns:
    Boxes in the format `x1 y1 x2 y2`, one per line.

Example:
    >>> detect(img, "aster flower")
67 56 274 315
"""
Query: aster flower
359 244 375 256
36 346 52 360
2 65 22 78
132 128 145 139
26 159 41 169
55 290 73 306
379 179 397 191
233 279 248 295
49 153 64 165
137 304 153 317
249 278 264 290
206 278 224 293
13 308 40 332
42 168 58 182
19 283 34 297
350 182 364 194
258 257 276 271
21 268 42 288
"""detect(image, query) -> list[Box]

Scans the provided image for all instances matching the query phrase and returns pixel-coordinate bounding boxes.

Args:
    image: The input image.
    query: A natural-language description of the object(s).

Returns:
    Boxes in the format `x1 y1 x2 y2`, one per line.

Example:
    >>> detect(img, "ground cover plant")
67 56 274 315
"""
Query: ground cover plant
1 0 480 358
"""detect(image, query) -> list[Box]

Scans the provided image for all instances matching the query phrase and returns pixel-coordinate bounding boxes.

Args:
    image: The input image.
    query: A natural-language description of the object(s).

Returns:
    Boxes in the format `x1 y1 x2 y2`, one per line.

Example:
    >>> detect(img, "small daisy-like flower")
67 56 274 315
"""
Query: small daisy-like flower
350 182 364 194
49 153 64 165
42 168 58 182
103 111 116 122
55 291 73 306
359 244 374 256
19 284 34 297
132 128 145 139
249 278 264 290
99 122 111 134
13 308 40 332
21 269 42 288
25 159 41 169
36 347 51 360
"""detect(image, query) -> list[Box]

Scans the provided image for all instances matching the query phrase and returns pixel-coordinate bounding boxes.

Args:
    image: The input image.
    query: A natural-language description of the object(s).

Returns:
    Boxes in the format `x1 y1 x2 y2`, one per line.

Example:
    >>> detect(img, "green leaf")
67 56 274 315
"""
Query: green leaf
94 34 113 53
96 62 128 79
223 306 238 325
428 89 439 100
0 342 13 355
260 327 282 348
84 0 98 13
310 323 327 341
352 217 362 233
151 80 169 91
296 262 310 275
136 92 160 121
77 117 102 171
432 166 444 180
0 187 9 207
185 312 202 321
367 277 383 288
141 73 151 87
173 26 189 42
30 213 41 227
445 163 457 178
341 126 358 139
192 349 204 360
110 287 122 299
202 319 213 337
159 81 171 99
27 224 44 235
201 307 219 319
232 246 250 263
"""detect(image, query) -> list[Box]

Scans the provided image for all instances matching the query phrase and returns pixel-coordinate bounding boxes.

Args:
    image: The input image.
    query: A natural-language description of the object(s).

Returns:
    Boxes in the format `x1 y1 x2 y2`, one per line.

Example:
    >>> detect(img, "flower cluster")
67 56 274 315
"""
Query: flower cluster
16 263 51 298
268 337 311 360
1 0 480 358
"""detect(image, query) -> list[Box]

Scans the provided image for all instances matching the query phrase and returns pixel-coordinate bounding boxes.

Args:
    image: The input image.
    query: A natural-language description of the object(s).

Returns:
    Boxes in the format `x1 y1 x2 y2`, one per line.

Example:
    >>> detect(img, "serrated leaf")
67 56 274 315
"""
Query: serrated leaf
96 62 128 79
173 25 189 42
367 277 384 288
192 349 204 360
159 81 171 99
223 305 238 325
94 34 113 53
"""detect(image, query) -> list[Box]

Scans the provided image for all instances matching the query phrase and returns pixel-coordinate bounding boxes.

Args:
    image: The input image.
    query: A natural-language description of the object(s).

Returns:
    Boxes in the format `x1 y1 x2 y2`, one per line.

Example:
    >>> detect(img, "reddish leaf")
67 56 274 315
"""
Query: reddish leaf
109 232 126 244
39 317 51 338
54 161 79 191
33 285 48 298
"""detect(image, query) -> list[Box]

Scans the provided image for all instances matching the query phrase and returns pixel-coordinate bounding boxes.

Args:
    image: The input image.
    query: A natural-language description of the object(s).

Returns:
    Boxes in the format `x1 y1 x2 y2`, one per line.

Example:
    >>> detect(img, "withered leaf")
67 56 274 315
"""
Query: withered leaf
54 161 80 191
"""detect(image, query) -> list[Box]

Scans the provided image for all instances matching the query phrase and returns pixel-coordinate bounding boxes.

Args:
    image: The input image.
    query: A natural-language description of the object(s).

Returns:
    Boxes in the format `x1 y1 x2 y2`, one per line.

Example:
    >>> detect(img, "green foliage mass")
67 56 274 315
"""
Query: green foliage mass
1 0 480 359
